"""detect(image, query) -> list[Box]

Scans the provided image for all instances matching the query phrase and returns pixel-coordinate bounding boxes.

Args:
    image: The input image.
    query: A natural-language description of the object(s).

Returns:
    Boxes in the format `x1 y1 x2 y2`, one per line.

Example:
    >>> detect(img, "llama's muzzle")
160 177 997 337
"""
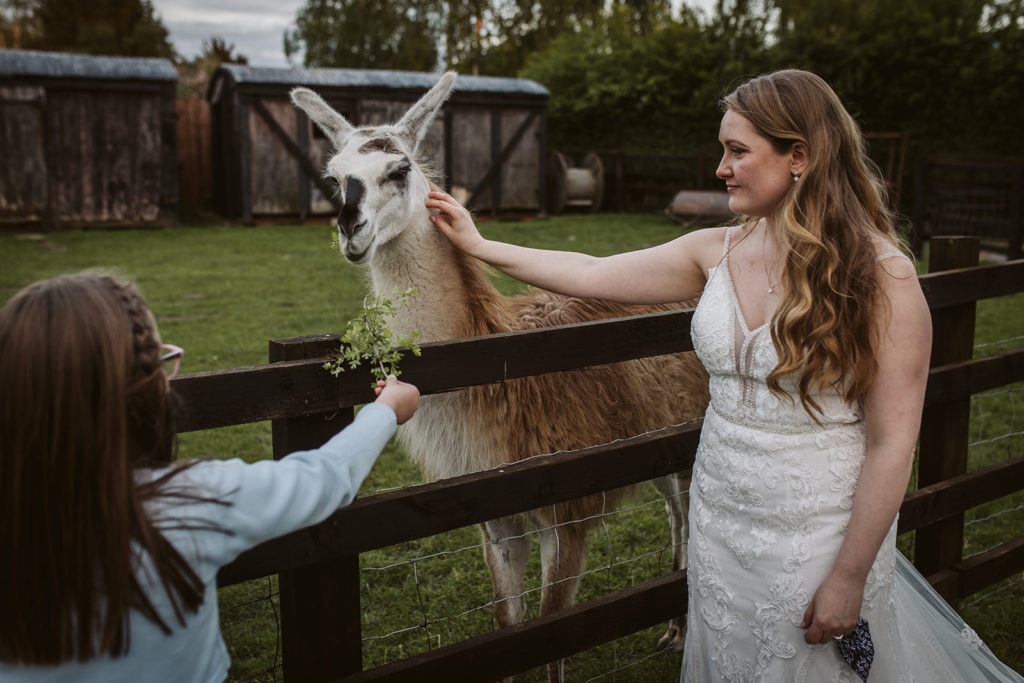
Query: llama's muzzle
338 177 366 238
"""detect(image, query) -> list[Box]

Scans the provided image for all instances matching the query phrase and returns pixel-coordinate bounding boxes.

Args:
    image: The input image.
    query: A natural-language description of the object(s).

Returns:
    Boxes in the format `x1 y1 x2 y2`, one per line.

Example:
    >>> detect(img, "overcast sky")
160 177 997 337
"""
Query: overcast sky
152 0 303 66
152 0 716 68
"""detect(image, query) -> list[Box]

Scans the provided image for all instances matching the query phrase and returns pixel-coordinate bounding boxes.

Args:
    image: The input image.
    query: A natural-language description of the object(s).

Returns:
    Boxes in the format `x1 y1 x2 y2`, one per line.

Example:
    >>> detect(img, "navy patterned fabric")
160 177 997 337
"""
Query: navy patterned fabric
837 617 875 681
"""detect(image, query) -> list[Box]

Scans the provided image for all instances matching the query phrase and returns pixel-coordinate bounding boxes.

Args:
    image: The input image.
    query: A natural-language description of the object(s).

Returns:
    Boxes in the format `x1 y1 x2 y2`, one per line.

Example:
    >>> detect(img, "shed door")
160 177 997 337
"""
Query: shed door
0 87 47 222
450 107 541 212
45 89 164 223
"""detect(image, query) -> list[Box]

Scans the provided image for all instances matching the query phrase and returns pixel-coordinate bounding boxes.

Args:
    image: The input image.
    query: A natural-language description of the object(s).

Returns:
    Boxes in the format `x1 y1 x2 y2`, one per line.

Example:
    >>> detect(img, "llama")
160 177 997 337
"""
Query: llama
291 73 709 680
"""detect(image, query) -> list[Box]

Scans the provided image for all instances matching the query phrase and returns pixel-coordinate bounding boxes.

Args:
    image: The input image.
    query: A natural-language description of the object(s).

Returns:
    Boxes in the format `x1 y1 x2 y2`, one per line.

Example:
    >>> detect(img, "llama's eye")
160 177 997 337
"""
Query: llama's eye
388 165 411 182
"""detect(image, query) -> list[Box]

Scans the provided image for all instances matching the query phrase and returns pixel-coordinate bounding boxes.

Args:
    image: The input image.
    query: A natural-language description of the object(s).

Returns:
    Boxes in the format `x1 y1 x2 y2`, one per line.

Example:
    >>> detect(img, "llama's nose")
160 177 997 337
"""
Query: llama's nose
337 177 366 239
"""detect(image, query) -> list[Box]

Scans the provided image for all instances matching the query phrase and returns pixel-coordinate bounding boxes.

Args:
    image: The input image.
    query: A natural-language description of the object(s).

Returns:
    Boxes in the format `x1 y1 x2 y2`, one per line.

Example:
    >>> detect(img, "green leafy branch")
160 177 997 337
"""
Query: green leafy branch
323 288 421 386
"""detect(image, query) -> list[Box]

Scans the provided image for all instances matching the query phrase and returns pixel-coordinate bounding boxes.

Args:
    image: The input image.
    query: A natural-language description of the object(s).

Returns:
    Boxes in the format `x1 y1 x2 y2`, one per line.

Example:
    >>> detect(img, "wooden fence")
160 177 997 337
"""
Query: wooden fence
175 98 212 215
912 157 1023 259
168 237 1024 681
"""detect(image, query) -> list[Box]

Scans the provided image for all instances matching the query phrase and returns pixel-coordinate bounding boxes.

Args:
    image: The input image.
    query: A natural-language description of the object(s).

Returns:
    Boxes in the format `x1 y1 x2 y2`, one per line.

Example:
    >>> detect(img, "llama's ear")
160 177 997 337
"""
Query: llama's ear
395 72 457 154
290 87 354 149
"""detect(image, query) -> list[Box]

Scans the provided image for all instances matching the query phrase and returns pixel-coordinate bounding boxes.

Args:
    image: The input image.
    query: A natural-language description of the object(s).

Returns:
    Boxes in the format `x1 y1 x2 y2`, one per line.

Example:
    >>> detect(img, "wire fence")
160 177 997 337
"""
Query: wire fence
218 325 1023 682
221 577 284 682
351 418 701 679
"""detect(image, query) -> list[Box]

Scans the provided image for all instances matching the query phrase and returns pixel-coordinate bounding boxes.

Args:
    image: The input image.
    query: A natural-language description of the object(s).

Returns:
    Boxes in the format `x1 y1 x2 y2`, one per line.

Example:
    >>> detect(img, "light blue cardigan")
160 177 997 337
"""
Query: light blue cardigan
1 402 397 682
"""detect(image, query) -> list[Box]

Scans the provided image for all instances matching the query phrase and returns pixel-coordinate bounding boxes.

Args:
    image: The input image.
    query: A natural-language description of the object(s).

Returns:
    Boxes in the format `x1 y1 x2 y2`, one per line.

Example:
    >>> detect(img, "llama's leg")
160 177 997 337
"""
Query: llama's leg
537 518 588 683
653 471 690 652
481 517 530 629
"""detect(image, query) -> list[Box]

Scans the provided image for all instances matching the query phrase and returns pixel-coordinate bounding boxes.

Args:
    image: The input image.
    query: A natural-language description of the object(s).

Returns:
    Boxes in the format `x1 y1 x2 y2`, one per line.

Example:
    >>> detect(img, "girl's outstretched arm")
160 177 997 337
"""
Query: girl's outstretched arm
426 190 716 305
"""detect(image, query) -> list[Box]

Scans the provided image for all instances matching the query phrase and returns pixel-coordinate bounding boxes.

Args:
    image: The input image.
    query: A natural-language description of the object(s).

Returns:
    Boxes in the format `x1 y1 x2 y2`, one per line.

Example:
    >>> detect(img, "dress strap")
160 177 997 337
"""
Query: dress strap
876 250 910 263
722 225 734 259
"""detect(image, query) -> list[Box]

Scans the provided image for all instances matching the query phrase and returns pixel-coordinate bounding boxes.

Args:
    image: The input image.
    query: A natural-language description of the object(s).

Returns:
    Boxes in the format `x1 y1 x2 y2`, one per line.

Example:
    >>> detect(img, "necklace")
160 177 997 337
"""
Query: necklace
761 224 777 294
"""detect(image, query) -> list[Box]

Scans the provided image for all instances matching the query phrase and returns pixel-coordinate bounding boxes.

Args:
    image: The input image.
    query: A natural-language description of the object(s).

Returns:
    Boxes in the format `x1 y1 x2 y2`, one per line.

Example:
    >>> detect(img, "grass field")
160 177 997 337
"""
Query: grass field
3 213 1021 680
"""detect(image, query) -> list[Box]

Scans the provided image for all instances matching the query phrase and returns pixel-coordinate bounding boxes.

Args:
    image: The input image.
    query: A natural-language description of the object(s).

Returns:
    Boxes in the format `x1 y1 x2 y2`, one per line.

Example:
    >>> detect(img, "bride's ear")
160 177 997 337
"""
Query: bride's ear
790 142 809 176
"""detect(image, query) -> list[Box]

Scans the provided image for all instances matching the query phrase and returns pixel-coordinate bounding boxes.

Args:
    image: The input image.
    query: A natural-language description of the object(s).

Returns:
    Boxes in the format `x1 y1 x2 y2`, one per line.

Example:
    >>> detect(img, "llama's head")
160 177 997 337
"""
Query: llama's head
290 72 457 264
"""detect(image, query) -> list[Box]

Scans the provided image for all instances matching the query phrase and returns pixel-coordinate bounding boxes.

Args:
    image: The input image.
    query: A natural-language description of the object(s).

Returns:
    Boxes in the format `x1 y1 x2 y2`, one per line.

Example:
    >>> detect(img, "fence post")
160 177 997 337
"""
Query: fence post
914 236 979 598
270 335 363 681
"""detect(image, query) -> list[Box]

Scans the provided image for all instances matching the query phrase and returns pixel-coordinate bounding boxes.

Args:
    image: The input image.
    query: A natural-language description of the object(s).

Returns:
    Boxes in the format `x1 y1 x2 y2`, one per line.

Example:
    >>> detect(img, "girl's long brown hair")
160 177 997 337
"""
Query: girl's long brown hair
722 70 901 417
0 274 209 664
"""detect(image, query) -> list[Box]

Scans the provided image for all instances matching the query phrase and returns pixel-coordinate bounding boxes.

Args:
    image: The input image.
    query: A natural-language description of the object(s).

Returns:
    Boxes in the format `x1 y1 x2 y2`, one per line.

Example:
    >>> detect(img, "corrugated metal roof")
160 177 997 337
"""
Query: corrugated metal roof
0 49 177 82
213 64 548 97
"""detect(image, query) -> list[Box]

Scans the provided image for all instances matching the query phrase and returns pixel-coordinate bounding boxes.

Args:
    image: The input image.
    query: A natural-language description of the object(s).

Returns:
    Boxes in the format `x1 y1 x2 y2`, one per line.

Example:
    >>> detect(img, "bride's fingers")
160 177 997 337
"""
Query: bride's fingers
800 604 813 630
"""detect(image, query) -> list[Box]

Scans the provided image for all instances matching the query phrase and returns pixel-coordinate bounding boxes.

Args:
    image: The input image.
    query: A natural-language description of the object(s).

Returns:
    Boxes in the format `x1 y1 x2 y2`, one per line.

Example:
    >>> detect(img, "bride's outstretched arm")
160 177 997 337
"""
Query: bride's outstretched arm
426 190 715 304
801 256 932 644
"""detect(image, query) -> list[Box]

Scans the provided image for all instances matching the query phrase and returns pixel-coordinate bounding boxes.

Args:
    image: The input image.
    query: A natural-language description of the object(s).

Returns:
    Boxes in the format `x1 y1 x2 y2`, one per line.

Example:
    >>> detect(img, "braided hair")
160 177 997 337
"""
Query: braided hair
0 273 211 665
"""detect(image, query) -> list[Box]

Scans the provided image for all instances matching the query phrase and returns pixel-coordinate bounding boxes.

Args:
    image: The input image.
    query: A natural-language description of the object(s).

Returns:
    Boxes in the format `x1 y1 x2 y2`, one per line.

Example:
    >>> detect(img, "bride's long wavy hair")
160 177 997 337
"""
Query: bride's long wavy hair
721 70 901 417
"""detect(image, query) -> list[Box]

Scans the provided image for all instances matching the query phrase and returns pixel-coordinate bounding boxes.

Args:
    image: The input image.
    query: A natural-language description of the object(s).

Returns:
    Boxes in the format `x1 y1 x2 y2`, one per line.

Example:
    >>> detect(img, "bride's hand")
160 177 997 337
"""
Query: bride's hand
800 571 863 644
425 191 486 256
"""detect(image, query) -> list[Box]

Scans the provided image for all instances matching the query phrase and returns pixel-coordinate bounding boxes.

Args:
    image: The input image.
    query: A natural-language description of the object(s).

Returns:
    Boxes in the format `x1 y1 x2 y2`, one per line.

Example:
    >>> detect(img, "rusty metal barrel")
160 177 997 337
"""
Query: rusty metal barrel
548 151 604 214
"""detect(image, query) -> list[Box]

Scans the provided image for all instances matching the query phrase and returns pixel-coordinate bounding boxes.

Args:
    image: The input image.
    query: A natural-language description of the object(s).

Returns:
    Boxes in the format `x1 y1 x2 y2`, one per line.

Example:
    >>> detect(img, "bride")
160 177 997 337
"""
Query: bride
427 69 1020 681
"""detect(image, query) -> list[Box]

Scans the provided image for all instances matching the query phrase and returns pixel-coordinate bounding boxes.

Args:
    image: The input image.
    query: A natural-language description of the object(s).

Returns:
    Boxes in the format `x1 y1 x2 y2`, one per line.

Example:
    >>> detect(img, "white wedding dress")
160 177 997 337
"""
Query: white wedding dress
681 227 1022 682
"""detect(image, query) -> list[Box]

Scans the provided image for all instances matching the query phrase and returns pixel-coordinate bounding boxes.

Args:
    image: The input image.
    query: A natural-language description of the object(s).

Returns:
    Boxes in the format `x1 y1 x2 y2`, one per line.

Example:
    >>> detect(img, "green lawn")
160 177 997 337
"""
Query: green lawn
3 214 1021 680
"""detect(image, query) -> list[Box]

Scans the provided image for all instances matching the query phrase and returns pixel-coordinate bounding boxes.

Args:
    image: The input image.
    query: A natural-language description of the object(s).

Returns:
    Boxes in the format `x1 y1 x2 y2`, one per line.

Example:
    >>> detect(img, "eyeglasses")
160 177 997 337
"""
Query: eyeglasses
160 344 184 380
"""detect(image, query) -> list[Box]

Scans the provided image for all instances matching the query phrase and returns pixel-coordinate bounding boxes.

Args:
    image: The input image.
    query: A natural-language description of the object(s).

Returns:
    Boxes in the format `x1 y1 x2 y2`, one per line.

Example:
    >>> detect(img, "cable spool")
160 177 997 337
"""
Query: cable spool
666 190 733 225
547 151 604 214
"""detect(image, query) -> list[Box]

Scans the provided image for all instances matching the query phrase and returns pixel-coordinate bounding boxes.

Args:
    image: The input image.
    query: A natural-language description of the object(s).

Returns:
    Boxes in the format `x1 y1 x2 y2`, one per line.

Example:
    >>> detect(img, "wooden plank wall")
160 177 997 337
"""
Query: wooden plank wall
0 86 47 222
45 89 164 224
176 98 212 214
2 85 172 226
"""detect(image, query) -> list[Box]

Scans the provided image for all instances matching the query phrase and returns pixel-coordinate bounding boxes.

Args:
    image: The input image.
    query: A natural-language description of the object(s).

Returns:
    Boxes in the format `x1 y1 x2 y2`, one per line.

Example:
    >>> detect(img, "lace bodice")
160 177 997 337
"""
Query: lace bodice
690 227 862 432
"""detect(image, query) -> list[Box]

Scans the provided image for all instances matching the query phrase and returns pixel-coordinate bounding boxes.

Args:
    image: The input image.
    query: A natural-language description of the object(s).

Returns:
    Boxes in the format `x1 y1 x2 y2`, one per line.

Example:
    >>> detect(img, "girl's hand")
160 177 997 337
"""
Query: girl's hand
425 191 486 255
374 375 420 425
800 570 863 643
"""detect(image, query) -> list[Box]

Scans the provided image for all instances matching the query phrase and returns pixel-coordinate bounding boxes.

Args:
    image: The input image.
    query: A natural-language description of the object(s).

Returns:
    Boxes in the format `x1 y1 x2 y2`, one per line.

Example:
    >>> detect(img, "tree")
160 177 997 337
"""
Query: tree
766 0 1022 155
284 0 440 70
283 0 671 76
0 0 37 49
455 0 671 77
520 2 767 154
176 36 249 100
24 0 174 58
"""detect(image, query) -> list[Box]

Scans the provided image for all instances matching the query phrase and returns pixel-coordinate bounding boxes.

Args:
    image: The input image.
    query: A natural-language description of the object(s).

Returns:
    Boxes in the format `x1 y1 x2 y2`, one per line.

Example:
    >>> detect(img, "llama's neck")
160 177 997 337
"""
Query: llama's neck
368 210 507 343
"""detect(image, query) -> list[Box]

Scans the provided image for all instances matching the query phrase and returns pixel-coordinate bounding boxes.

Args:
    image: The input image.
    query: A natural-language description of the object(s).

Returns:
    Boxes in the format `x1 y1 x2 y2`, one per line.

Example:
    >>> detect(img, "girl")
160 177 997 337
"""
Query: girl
0 272 418 681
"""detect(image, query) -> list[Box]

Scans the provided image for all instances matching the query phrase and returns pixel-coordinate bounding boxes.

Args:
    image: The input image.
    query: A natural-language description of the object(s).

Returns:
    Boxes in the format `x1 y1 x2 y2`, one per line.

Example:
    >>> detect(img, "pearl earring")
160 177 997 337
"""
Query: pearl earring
792 173 800 182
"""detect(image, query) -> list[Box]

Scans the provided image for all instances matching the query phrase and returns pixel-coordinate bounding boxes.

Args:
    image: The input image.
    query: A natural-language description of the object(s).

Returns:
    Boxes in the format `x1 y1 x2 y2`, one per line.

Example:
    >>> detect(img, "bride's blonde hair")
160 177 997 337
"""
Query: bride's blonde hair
721 70 901 417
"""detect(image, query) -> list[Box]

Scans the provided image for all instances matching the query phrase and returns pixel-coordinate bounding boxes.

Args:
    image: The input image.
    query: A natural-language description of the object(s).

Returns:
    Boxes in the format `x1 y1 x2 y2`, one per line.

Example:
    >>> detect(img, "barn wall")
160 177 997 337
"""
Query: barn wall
0 86 47 221
249 99 301 215
44 89 164 223
210 77 546 220
0 82 175 227
450 108 493 206
500 108 541 209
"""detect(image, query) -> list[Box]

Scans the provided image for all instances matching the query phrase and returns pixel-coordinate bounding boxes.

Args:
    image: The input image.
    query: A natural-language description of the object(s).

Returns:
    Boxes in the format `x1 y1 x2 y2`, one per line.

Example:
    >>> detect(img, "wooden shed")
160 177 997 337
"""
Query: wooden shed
0 49 178 228
206 65 548 222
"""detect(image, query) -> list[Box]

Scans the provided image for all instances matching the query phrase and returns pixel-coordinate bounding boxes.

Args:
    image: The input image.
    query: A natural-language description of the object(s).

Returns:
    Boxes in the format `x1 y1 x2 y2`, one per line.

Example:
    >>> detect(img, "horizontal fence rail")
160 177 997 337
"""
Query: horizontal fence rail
173 261 1023 433
340 572 689 683
173 308 697 433
218 422 702 587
